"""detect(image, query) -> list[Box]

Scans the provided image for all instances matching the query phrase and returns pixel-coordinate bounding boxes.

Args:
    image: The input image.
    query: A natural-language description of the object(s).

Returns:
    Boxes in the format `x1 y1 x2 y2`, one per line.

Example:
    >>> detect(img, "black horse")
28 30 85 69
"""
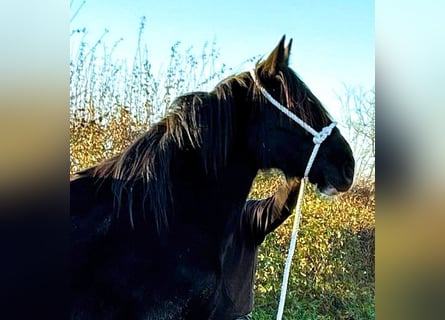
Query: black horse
70 36 354 319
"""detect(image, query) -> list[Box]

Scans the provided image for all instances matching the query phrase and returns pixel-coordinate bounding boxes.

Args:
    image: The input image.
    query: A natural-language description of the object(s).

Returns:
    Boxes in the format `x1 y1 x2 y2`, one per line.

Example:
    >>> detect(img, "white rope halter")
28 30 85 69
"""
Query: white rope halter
250 70 336 320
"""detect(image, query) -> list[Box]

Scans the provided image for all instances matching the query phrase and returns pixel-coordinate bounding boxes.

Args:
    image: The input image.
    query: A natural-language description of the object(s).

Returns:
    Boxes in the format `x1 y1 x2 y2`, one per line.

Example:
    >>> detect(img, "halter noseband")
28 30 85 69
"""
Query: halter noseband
249 70 336 177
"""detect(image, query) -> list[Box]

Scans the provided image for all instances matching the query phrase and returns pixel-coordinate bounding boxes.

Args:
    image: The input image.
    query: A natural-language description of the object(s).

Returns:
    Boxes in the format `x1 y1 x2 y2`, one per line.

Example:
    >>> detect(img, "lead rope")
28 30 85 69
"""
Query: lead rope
249 70 336 320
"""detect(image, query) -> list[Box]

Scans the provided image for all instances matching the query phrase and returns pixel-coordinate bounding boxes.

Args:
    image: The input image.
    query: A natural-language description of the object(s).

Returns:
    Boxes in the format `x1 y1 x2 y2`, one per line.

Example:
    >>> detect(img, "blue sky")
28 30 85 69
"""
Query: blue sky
70 0 374 120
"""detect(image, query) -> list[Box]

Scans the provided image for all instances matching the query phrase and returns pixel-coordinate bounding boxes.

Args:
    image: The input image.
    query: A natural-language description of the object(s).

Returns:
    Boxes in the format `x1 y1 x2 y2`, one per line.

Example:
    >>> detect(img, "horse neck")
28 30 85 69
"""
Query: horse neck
169 109 258 231
205 81 259 204
210 156 258 204
172 145 257 204
183 83 258 205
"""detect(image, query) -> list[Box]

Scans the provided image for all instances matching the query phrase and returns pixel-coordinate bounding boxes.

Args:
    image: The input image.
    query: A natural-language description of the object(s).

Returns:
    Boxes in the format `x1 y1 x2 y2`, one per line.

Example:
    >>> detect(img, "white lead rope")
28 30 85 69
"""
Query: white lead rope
276 176 306 320
250 70 336 320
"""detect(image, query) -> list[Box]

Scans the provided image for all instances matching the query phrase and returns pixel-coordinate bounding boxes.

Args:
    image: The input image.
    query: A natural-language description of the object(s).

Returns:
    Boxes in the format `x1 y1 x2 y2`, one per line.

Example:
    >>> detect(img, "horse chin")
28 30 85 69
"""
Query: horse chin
318 185 339 196
307 175 339 196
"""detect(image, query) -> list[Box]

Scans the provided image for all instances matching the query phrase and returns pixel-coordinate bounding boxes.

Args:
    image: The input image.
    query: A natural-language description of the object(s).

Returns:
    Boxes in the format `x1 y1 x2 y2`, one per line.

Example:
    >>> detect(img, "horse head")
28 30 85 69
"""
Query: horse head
248 36 354 195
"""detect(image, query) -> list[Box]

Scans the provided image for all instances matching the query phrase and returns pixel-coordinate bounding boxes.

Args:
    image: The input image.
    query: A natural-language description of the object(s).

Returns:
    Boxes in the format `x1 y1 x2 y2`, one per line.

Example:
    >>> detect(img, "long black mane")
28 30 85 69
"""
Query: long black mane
75 62 331 235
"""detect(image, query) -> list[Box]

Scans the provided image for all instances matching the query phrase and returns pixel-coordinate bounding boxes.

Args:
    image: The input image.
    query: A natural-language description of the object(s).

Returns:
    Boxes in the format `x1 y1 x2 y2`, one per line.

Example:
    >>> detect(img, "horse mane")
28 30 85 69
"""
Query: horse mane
81 72 251 234
77 62 331 235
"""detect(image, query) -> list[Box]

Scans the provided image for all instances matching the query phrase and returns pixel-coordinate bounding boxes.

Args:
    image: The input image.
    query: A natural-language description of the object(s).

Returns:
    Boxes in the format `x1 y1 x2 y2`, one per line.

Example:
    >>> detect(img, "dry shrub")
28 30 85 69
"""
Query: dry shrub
70 106 145 173
250 171 375 319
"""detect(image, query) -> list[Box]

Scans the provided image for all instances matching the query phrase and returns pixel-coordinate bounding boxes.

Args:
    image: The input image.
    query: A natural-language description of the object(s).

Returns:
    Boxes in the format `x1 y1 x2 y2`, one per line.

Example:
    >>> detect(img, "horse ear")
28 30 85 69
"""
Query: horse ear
263 35 287 76
284 38 293 65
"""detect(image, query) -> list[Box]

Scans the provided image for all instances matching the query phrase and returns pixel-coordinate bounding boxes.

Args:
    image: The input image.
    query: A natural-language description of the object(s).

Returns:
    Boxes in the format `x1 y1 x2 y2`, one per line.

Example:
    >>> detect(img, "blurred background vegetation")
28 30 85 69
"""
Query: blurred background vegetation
70 17 375 320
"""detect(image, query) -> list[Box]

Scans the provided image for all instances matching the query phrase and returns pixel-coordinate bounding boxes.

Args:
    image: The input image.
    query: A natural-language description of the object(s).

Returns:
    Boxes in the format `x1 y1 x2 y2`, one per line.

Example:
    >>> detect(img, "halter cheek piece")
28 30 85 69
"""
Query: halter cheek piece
249 70 336 177
250 69 336 320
